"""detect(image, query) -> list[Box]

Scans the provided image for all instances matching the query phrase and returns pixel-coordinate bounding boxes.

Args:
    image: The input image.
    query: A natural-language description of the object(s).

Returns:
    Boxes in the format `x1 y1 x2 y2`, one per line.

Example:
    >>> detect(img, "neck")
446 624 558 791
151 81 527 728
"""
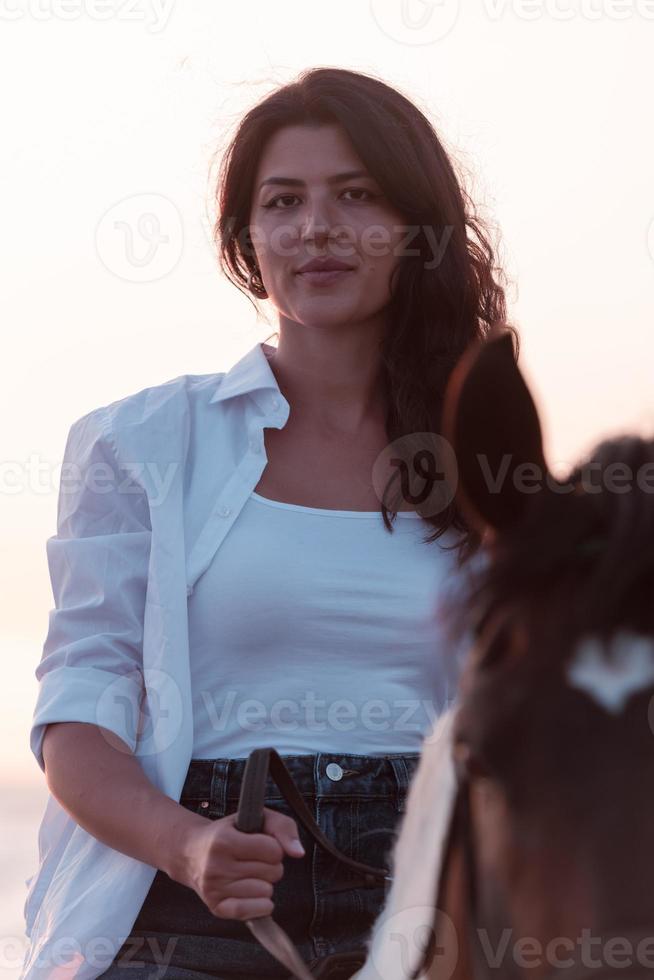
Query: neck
266 319 388 436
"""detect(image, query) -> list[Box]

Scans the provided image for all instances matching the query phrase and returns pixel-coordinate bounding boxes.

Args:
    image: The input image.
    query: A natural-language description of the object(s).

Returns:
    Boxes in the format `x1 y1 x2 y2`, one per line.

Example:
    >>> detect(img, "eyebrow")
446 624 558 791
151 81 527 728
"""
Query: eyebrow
257 169 372 192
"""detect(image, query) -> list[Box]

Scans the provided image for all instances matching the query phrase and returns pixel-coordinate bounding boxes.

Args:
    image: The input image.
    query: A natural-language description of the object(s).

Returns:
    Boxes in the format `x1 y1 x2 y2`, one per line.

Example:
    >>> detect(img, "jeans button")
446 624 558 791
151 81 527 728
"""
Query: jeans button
326 763 343 781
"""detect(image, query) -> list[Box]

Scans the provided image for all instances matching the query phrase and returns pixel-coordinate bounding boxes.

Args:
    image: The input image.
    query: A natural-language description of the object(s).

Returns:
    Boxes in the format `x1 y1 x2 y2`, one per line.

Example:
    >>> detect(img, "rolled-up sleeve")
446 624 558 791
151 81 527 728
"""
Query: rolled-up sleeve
31 406 152 774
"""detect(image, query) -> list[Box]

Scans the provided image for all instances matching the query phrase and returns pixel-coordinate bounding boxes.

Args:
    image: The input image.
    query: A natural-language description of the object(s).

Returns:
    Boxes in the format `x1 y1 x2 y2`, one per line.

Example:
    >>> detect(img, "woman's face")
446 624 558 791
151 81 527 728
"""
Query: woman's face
248 123 408 330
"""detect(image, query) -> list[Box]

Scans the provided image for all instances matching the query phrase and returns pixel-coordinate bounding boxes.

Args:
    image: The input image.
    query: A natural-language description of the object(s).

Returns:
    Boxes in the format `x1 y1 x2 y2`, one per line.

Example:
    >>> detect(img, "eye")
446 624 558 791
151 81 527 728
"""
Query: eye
342 187 378 202
262 187 379 209
263 193 300 209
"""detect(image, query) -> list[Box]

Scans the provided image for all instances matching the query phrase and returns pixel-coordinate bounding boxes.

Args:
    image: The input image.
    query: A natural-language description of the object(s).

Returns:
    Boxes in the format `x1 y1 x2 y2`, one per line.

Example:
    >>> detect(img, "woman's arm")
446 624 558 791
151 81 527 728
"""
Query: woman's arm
42 720 203 884
34 410 305 921
42 720 305 920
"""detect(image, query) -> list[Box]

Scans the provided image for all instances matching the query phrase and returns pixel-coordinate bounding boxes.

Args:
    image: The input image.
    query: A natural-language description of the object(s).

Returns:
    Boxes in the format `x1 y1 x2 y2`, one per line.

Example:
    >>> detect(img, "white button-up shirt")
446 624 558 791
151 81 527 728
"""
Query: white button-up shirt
21 339 472 980
22 340 294 980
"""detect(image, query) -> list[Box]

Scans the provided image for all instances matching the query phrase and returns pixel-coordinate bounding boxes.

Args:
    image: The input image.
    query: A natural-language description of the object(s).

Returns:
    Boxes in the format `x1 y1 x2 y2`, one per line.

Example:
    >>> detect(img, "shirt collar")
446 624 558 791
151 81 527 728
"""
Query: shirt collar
209 341 285 414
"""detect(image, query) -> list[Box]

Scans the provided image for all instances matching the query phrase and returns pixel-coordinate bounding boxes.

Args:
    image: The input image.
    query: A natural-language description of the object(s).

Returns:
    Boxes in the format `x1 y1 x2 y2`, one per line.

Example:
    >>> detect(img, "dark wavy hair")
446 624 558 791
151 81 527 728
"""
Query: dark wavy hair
210 67 512 565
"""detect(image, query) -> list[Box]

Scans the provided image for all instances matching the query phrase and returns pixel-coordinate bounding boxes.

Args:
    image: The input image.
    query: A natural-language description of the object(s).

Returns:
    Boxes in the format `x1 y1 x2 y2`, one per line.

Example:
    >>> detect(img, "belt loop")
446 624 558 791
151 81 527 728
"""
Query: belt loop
389 756 410 810
210 760 229 814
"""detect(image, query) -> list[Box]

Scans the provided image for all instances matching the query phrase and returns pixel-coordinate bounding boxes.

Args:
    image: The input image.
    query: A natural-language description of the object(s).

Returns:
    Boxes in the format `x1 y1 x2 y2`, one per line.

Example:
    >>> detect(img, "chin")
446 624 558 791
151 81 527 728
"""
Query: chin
282 304 367 330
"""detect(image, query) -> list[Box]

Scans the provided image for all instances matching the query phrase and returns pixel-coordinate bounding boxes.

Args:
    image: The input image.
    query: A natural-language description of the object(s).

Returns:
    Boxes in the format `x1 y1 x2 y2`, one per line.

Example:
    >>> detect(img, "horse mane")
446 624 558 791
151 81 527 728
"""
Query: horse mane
439 432 654 925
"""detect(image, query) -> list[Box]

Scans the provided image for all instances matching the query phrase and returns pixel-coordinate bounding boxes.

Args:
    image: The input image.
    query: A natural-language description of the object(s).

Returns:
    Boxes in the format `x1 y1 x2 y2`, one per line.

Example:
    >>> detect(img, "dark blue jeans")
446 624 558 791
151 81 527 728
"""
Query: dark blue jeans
97 751 420 979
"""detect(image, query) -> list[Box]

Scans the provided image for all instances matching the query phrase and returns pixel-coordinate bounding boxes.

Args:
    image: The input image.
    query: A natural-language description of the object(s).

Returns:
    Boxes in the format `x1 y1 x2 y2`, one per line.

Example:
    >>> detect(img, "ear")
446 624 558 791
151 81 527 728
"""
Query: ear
442 324 549 534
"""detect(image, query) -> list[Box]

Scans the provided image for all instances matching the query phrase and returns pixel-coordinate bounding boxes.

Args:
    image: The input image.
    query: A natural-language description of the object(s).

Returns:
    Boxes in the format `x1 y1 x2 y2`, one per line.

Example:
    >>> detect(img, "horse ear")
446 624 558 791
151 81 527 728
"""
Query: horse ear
442 323 548 534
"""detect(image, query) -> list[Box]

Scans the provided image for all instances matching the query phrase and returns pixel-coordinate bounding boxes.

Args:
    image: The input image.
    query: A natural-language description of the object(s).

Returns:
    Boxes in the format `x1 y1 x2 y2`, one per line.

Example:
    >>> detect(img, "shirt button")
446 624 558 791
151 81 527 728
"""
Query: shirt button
200 801 209 809
218 504 231 517
271 397 280 410
326 763 343 781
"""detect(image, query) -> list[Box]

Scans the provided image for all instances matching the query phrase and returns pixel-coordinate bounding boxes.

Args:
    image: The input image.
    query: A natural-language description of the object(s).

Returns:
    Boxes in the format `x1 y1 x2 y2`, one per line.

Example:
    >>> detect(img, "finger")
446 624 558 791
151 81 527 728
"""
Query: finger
222 877 274 899
224 859 285 883
212 896 275 921
261 807 306 858
221 823 285 863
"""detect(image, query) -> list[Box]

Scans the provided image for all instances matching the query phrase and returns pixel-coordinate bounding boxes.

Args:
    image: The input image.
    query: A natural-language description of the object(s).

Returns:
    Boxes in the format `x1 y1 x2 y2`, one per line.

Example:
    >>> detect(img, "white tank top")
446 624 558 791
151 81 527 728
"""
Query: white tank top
188 491 466 759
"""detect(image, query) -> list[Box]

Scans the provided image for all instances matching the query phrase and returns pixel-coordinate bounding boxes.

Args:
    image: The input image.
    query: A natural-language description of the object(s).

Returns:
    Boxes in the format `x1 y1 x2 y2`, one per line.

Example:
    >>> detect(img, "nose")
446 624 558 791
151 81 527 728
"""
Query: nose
298 195 354 260
300 198 333 246
299 185 357 240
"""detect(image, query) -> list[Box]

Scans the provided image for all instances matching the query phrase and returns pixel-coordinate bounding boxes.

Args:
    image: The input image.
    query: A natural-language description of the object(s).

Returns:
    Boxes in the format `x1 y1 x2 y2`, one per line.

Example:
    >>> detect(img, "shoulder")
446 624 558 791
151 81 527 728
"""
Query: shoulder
69 372 227 446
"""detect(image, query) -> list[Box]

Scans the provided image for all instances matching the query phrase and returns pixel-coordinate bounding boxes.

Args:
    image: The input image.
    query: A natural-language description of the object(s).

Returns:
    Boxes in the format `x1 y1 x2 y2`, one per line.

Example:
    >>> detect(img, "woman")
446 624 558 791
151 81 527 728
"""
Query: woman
24 67 507 980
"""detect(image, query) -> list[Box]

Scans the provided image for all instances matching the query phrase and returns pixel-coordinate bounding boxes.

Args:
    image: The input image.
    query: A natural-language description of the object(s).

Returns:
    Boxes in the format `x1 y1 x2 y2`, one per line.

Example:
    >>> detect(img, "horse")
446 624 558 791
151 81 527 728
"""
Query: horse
353 325 654 980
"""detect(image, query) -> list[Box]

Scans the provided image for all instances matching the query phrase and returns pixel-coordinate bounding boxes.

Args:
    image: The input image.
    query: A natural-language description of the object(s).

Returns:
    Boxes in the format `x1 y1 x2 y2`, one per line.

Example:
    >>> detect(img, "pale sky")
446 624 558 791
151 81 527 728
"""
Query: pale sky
2 1 654 791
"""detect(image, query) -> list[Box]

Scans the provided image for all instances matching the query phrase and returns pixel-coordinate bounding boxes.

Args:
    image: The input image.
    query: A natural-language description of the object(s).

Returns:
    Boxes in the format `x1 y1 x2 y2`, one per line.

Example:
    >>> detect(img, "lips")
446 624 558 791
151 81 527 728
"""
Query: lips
296 258 355 274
